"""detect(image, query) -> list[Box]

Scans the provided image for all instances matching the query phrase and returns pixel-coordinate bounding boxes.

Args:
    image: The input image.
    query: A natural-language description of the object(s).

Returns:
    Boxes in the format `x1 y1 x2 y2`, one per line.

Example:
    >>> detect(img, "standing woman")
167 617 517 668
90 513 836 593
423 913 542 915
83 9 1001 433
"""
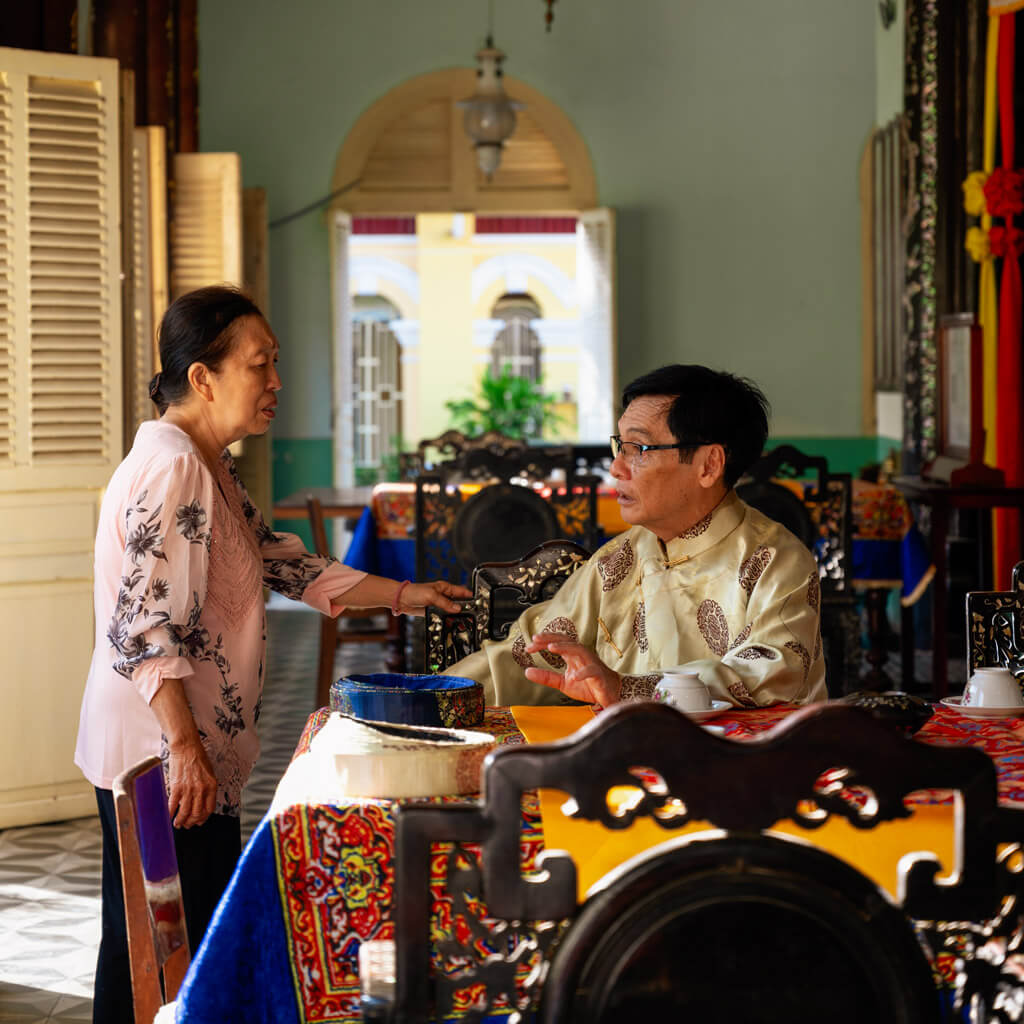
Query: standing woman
75 286 468 1023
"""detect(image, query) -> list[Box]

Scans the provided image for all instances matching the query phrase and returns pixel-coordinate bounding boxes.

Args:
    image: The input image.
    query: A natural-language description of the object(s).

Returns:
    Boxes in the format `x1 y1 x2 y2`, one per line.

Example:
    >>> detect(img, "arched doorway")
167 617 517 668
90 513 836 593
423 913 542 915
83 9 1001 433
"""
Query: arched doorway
328 70 613 486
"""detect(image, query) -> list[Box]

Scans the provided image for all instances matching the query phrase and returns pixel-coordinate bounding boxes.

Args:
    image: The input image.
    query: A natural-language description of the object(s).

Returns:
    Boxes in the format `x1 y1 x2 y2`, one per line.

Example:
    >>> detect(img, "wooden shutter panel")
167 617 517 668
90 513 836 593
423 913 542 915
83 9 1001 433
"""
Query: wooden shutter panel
0 76 14 469
29 77 110 462
331 209 354 486
170 151 242 299
123 125 167 446
0 47 121 491
577 208 616 441
0 47 120 828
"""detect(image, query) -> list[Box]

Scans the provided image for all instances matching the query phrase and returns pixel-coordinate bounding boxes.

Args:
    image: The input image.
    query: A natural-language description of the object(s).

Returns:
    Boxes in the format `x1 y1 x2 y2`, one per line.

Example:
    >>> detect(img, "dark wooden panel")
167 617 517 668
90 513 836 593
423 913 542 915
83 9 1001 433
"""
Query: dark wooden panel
0 0 77 52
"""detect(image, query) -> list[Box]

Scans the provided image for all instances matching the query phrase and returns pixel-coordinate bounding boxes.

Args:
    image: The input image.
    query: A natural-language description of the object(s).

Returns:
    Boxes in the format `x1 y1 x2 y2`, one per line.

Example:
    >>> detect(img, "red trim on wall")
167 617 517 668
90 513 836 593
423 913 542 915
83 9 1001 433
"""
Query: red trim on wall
475 216 578 234
352 216 416 234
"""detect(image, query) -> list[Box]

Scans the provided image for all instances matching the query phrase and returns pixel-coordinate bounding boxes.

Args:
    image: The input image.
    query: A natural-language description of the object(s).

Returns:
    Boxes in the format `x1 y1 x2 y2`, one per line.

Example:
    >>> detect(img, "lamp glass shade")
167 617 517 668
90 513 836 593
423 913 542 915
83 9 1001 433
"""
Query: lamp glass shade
457 40 524 176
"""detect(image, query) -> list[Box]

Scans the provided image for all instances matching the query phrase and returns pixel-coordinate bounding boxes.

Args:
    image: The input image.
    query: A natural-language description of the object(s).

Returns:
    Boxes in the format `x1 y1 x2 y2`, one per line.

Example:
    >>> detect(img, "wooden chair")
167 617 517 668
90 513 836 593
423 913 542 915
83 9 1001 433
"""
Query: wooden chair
112 756 189 1024
397 429 527 479
424 538 591 672
965 559 1024 694
736 444 858 692
371 702 1024 1021
414 442 599 588
307 496 401 708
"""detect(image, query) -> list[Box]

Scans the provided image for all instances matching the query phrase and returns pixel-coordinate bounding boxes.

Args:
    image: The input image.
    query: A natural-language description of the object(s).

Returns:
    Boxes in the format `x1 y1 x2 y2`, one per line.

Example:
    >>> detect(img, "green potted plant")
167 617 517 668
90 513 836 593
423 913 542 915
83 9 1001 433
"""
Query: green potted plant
444 364 562 439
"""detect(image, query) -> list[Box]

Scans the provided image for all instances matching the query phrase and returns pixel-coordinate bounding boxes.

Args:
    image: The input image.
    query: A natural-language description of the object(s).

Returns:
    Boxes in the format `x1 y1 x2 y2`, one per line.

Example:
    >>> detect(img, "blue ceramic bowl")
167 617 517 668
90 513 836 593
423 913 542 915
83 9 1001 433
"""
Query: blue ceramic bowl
330 672 484 729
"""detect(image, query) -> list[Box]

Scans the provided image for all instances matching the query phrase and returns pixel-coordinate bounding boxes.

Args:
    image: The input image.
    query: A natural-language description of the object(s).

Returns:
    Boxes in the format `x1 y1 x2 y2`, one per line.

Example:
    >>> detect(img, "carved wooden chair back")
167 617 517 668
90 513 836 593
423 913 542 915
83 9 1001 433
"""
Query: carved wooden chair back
113 756 190 1024
965 559 1024 694
398 429 527 478
414 443 599 587
737 444 857 690
424 538 591 672
307 496 400 705
380 703 1024 1021
736 443 853 591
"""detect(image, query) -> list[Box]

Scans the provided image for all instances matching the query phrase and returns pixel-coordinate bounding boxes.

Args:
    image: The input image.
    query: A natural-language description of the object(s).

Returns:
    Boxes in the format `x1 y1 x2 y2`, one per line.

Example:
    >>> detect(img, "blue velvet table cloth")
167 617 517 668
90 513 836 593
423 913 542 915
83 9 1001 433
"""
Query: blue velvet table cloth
345 498 934 602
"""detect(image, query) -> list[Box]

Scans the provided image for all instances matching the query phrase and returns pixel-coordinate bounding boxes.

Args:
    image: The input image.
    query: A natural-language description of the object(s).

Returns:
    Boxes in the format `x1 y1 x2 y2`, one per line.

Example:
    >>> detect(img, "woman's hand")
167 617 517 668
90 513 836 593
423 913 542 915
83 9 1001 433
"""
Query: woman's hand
149 678 218 828
399 580 473 615
166 736 218 828
523 633 622 708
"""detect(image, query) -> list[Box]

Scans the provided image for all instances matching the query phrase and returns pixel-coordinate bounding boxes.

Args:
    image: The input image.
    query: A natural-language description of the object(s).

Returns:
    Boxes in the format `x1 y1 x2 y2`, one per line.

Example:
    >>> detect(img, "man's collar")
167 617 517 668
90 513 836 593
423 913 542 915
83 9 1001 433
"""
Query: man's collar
655 490 744 563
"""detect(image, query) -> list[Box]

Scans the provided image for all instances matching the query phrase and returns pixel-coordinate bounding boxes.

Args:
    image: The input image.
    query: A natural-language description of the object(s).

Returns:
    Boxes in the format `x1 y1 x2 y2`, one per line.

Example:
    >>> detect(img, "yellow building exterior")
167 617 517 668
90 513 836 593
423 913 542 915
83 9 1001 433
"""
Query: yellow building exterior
349 212 582 447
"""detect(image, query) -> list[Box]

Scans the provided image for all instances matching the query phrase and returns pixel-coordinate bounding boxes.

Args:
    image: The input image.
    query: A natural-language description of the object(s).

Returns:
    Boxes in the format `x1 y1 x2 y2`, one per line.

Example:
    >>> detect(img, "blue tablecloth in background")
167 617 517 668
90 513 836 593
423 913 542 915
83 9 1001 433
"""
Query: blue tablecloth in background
345 495 934 604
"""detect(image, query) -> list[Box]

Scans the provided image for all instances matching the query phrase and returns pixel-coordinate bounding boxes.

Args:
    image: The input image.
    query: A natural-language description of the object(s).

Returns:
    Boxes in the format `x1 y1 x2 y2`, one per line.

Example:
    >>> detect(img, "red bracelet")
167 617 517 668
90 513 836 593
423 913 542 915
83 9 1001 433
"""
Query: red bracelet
391 580 411 616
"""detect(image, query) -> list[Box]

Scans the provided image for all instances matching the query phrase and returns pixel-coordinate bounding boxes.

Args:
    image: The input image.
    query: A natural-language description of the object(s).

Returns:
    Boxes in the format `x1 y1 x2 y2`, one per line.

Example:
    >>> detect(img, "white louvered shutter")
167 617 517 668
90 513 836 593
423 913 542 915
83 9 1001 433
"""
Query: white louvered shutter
0 47 121 828
170 152 242 456
0 48 121 490
170 152 242 299
331 209 354 487
124 125 167 444
0 75 13 469
577 208 617 441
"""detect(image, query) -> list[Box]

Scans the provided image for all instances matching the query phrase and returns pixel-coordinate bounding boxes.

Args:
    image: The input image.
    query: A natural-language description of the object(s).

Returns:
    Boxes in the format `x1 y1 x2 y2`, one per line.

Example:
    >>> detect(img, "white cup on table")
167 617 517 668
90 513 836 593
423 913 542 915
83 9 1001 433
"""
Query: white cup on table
654 670 712 712
963 667 1024 708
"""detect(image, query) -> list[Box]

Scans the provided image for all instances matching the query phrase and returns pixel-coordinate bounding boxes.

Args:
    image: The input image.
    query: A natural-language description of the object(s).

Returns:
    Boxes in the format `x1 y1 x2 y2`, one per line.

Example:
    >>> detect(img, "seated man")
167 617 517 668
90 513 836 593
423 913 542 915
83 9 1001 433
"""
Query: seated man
451 364 827 708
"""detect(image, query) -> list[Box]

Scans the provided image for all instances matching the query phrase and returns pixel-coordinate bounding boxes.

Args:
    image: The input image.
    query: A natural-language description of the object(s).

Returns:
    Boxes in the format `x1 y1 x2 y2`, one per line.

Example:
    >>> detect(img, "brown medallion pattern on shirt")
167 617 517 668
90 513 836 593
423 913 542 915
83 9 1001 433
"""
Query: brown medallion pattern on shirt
679 512 713 540
537 616 578 669
620 673 661 702
813 630 822 664
632 601 649 653
511 634 532 669
728 679 758 707
597 539 634 592
733 645 779 661
697 599 730 657
785 639 812 682
738 546 772 595
807 572 821 613
728 624 751 651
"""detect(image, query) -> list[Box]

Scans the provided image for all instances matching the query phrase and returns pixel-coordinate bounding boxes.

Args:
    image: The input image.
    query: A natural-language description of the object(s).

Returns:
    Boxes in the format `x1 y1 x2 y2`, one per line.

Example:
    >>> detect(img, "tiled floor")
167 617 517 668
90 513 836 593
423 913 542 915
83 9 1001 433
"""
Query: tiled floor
0 599 388 1022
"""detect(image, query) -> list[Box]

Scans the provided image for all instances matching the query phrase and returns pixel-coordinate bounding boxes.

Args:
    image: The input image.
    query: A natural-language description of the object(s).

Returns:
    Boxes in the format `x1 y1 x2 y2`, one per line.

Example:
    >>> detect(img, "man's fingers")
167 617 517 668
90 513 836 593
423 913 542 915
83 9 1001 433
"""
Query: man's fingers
524 667 567 689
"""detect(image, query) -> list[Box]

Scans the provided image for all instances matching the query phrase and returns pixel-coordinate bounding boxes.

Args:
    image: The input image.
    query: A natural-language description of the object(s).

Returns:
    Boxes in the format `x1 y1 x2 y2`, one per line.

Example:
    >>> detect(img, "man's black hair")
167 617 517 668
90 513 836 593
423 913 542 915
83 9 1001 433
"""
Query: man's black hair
620 364 770 488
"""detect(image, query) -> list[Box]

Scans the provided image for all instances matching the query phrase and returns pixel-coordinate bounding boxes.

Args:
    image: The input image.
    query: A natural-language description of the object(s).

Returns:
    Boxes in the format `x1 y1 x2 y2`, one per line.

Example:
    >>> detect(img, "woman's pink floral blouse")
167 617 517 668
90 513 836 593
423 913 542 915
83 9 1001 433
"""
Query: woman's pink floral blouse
74 421 366 816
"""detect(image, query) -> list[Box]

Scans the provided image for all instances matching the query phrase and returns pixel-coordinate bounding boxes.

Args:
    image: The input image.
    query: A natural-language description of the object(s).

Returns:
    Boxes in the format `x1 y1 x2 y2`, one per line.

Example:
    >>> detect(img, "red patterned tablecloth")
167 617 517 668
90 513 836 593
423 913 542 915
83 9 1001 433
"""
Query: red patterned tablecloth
280 707 537 1021
275 702 1024 1020
708 703 1024 806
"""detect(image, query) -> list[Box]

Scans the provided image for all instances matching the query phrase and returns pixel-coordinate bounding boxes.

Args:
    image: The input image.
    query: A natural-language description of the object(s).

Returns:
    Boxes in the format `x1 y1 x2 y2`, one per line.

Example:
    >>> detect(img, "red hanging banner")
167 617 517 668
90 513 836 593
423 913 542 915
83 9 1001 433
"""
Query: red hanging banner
993 14 1024 586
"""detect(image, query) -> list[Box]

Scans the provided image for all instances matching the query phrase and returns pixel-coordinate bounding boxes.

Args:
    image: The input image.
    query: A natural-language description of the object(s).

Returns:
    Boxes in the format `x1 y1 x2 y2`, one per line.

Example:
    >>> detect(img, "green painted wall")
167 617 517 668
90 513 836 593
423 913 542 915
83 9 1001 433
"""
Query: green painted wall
269 433 897 515
200 0 876 455
270 438 333 546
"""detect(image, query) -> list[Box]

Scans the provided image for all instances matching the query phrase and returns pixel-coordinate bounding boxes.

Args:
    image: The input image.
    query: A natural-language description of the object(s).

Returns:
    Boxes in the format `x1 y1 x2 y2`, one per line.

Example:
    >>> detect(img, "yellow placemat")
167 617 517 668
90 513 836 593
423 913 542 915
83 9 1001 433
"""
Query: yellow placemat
511 705 955 903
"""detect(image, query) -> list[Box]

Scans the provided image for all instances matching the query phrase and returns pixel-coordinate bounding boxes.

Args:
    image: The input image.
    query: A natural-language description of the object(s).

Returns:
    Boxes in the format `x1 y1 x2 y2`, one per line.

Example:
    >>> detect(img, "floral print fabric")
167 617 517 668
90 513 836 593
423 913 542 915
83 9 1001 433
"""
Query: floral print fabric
452 491 827 708
75 421 366 816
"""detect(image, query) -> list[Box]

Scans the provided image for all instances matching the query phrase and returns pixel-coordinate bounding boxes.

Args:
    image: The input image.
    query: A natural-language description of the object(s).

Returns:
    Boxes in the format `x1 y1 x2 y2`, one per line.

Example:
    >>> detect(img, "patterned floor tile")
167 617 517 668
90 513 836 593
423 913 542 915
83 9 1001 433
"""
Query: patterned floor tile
44 995 92 1023
0 982 60 1019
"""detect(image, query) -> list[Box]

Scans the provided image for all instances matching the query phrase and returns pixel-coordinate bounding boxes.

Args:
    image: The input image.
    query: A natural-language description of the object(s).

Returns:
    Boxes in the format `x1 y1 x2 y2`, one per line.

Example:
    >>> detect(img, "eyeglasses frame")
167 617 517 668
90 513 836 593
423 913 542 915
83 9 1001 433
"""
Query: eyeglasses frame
609 434 712 467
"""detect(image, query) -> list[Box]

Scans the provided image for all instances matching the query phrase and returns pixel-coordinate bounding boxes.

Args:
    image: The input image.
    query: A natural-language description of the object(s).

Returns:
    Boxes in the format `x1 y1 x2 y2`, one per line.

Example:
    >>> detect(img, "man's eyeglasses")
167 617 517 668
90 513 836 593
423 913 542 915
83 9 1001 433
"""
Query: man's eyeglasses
609 435 705 468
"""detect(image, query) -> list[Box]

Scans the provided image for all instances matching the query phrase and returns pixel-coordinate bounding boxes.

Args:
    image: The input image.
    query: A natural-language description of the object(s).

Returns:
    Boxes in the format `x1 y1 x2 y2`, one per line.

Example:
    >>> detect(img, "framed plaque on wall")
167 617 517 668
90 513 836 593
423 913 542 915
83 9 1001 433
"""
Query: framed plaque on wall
923 313 1003 486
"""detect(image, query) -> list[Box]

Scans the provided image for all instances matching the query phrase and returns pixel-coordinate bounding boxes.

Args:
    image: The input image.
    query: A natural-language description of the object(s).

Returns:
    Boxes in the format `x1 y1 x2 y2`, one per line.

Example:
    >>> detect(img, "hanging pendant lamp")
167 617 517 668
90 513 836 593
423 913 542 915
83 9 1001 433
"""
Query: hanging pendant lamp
458 33 523 178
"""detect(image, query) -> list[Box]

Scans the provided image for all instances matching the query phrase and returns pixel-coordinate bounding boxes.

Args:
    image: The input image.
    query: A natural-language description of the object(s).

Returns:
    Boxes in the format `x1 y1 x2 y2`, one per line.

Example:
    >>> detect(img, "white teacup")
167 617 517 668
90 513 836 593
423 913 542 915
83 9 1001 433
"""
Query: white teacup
963 667 1024 708
654 670 712 712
